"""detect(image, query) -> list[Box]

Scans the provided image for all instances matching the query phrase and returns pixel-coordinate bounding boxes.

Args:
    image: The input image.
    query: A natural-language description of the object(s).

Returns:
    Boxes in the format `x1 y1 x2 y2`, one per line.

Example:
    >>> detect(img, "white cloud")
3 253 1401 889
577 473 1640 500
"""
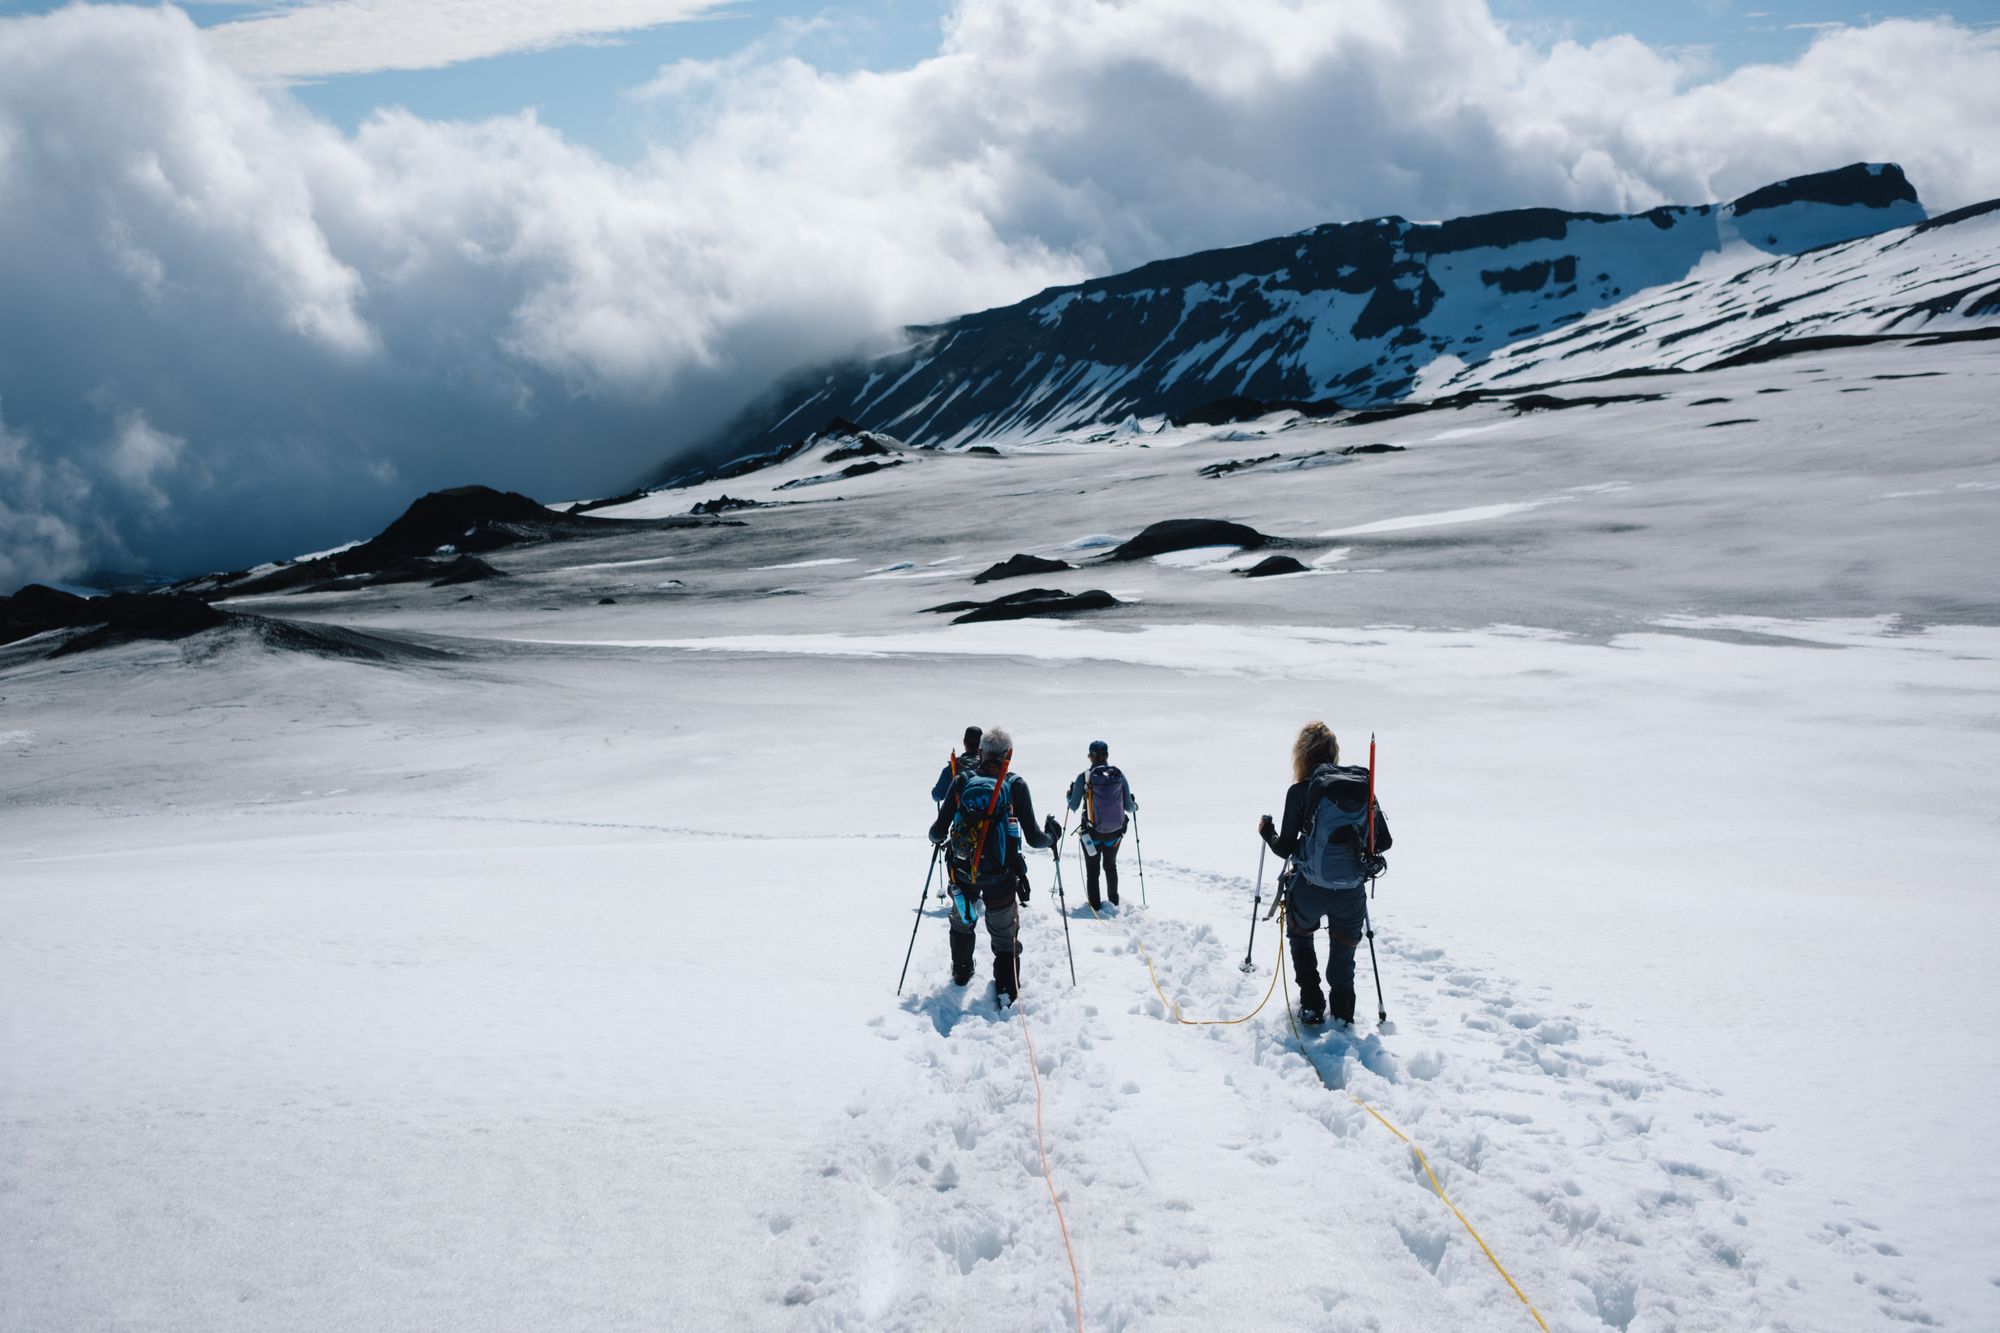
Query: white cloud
2 1 1999 586
204 0 728 79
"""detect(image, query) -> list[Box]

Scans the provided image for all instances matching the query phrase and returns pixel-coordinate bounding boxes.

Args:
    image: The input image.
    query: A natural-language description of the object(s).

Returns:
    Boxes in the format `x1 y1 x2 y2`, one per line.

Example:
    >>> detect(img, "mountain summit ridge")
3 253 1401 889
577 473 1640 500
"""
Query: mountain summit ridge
655 163 1938 483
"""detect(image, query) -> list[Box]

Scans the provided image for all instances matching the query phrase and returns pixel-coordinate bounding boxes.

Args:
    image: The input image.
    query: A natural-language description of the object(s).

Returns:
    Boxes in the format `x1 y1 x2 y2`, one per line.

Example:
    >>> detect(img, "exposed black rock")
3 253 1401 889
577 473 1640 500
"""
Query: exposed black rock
1240 556 1310 578
1730 163 1916 216
1198 454 1281 478
775 458 907 491
1 584 95 646
566 488 650 515
1705 419 1759 428
973 553 1074 584
822 432 897 463
1508 392 1667 412
246 618 456 664
361 485 554 560
597 597 618 605
965 445 1003 456
1689 397 1731 405
1170 396 1340 428
924 587 1119 624
689 494 762 515
1105 519 1271 561
51 593 230 657
1341 443 1405 454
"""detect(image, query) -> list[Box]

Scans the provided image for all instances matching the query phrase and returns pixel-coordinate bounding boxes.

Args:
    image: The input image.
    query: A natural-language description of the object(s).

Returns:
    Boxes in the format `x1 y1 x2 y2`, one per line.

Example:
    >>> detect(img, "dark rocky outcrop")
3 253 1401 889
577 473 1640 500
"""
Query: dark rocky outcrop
186 486 725 600
1 584 95 646
689 494 762 515
1170 396 1340 428
1105 519 1272 561
50 593 230 656
924 588 1119 625
1239 556 1310 578
1730 163 1917 216
1508 392 1667 412
972 553 1074 584
1198 454 1282 479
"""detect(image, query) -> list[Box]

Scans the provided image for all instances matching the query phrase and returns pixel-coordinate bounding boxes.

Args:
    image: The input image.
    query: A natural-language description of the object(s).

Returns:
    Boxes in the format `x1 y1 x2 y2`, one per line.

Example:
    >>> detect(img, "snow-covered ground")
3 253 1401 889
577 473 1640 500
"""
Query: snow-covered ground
5 340 1999 1330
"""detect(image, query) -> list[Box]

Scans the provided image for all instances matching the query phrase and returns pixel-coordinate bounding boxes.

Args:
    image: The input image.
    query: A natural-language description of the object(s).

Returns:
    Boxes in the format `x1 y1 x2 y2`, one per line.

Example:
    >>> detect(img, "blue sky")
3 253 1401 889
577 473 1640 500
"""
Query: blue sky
4 0 1992 160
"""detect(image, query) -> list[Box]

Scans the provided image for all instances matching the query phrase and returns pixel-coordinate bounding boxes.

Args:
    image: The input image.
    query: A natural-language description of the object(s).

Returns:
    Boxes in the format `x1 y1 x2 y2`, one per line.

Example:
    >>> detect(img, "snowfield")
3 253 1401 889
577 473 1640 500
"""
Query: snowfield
5 339 2000 1330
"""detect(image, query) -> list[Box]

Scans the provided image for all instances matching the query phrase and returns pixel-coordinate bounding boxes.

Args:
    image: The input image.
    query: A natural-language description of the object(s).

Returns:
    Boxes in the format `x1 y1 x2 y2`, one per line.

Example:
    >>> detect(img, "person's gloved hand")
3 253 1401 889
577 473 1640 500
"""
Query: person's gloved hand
930 831 945 847
1258 814 1276 839
1018 879 1032 905
1044 814 1061 844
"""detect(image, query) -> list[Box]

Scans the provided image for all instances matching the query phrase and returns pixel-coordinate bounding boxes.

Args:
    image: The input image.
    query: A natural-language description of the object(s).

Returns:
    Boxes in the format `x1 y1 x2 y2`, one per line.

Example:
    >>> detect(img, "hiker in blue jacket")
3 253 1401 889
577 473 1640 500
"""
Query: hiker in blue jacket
1067 739 1136 911
931 726 982 804
1259 722 1391 1027
930 726 1061 1006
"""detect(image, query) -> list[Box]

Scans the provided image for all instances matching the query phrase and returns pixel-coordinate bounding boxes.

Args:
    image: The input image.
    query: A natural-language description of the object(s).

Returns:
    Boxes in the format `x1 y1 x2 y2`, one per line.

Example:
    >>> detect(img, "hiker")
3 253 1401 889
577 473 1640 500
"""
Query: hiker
1258 722 1391 1026
932 726 983 804
929 726 1062 1005
1066 739 1137 910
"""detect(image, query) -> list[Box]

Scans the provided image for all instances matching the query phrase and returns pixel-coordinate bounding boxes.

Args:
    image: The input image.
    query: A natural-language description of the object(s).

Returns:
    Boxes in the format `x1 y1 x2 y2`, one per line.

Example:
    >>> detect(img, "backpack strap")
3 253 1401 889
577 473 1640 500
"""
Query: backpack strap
963 764 1013 883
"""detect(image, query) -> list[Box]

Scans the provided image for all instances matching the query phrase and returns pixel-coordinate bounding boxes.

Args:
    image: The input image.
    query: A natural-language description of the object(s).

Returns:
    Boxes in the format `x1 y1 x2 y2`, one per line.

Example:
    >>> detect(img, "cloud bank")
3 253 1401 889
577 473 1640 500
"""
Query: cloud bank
205 0 728 79
2 0 1998 584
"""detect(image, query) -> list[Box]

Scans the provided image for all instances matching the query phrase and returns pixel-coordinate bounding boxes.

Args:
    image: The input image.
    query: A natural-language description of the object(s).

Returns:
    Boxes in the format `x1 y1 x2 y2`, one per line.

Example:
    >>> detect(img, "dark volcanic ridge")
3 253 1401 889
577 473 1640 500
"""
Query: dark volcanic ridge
177 486 731 599
647 162 1943 486
0 584 452 664
922 587 1121 625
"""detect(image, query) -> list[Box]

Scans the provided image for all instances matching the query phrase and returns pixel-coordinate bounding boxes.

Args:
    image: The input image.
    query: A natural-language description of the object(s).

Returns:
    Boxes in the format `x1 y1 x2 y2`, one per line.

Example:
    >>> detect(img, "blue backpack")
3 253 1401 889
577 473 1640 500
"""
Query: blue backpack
1293 764 1374 891
949 771 1019 882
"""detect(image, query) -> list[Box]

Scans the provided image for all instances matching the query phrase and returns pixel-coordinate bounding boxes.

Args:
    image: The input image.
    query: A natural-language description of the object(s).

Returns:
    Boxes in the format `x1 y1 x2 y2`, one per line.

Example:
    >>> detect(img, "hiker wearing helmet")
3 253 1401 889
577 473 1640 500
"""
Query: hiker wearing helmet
931 726 983 805
1258 722 1391 1026
929 726 1062 1006
1067 740 1137 911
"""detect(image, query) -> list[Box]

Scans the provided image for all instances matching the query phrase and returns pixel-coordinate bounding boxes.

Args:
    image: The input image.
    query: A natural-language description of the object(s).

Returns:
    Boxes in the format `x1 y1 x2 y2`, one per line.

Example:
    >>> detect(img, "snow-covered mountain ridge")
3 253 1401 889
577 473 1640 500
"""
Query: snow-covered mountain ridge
658 163 1966 480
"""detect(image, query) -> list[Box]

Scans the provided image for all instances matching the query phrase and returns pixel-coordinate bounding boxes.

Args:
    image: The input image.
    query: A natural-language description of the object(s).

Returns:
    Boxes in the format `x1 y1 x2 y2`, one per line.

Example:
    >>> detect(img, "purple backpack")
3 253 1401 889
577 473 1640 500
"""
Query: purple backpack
1084 764 1128 834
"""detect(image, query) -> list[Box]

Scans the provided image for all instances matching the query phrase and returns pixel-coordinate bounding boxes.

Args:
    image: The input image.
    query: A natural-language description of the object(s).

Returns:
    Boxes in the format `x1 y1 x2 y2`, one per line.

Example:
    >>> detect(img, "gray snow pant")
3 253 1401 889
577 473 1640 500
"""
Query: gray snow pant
1287 879 1367 1021
950 895 1022 994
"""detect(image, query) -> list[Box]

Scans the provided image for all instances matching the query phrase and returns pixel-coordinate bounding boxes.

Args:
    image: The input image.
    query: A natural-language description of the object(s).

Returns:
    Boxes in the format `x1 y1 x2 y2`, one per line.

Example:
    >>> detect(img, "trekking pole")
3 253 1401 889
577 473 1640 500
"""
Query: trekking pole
1240 840 1267 973
1051 833 1077 986
1364 733 1387 1023
1133 812 1148 905
1364 900 1388 1025
896 843 943 996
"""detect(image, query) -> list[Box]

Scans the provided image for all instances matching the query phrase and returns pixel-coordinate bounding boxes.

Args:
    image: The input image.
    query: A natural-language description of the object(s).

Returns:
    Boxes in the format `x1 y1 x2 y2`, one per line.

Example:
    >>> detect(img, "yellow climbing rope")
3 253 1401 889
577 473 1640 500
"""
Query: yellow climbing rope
1087 897 1281 1026
1274 909 1550 1332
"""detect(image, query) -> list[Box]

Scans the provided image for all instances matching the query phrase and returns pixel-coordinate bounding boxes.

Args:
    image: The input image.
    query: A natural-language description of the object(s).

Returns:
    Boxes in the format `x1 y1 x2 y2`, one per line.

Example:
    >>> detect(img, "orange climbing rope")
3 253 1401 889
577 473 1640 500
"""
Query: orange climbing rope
1014 988 1085 1333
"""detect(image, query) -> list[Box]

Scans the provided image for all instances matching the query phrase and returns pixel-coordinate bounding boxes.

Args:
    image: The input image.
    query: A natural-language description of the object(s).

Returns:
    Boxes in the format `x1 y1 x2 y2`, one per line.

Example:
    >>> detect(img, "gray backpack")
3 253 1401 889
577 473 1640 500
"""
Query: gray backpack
1293 764 1374 891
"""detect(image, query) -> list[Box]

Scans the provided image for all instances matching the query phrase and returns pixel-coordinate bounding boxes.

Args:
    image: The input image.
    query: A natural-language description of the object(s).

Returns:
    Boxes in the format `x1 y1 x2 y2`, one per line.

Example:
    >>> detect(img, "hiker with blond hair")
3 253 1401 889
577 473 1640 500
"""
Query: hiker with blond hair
1258 722 1391 1026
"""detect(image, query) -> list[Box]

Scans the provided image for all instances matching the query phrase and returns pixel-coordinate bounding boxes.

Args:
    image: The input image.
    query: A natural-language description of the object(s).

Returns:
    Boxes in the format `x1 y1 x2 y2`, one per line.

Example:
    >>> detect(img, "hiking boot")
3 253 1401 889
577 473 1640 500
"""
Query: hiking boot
1301 1007 1325 1026
949 930 976 987
993 948 1020 1002
1108 889 1120 906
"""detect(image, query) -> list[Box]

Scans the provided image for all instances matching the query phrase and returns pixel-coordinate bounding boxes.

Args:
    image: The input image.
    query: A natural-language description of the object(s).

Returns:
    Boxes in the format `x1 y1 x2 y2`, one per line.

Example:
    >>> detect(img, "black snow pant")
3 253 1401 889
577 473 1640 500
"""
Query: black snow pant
1082 830 1124 909
1286 880 1367 1023
948 890 1022 998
